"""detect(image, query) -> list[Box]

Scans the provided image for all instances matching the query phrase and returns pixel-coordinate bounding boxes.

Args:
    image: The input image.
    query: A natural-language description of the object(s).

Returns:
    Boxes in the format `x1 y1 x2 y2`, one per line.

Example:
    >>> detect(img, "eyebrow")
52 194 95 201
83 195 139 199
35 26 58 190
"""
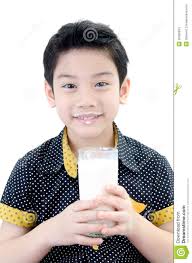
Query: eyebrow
56 71 114 79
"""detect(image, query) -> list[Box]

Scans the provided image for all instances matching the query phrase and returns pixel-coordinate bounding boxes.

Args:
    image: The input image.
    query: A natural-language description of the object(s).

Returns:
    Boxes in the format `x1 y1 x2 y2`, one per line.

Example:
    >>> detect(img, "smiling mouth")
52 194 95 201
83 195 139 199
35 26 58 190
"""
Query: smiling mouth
73 113 103 124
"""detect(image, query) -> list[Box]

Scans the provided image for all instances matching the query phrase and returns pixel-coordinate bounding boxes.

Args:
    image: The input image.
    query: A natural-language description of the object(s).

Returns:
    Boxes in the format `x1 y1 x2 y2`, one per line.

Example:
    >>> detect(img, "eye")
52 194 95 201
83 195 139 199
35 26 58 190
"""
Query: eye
62 84 77 89
95 82 109 88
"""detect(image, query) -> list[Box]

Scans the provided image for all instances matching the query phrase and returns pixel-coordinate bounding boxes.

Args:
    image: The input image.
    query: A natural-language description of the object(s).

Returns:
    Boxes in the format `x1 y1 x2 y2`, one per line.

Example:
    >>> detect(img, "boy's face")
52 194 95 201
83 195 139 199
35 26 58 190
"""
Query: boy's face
45 48 130 140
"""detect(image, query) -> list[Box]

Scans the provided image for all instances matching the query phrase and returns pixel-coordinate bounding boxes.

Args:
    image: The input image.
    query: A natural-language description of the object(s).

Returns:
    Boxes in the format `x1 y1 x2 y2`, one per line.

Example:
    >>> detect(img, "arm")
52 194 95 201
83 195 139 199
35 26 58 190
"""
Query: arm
128 212 173 263
0 223 51 263
0 199 106 263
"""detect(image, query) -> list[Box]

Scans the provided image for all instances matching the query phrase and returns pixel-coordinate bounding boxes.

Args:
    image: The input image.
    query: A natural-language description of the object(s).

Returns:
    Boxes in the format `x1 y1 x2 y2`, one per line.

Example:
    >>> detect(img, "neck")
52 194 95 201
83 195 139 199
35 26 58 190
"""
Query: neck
67 124 114 158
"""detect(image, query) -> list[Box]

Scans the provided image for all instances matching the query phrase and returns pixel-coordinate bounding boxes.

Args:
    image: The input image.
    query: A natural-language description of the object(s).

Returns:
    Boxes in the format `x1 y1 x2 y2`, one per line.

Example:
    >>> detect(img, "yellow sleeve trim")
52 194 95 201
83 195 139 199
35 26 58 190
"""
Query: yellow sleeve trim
0 203 37 228
148 205 174 226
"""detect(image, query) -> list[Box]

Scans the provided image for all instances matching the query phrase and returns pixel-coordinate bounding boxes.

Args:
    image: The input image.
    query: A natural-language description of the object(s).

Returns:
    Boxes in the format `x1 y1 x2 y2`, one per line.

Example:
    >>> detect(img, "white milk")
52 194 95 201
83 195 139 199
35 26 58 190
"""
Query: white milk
78 159 118 200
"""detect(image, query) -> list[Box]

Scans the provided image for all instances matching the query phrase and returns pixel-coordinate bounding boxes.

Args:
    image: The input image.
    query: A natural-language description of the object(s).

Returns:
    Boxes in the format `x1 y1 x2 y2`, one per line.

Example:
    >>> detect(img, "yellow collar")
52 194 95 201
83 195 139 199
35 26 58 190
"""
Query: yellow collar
62 122 118 179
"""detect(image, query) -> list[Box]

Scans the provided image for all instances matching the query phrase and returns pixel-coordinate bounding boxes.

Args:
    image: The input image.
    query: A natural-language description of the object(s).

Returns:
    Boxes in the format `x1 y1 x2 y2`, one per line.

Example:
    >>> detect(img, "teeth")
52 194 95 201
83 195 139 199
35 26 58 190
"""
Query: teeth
79 116 98 120
73 113 102 118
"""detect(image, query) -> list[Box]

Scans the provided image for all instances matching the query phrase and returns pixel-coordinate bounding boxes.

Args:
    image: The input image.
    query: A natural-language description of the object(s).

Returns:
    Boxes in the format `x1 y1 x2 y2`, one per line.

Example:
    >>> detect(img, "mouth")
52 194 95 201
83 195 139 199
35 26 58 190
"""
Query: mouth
72 113 103 124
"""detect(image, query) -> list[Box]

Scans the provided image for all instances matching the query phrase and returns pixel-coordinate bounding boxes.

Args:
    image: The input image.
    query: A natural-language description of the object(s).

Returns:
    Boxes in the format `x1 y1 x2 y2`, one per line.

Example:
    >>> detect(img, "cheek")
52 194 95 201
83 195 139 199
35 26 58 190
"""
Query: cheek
104 98 120 117
55 99 70 121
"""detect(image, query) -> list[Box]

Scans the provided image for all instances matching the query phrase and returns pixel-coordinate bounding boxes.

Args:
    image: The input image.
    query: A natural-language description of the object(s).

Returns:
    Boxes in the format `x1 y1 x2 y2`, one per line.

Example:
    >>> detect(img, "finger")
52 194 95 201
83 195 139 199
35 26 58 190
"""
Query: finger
72 199 99 212
76 223 106 235
96 195 129 211
101 225 123 236
75 234 103 246
104 184 129 199
76 210 97 223
97 210 128 223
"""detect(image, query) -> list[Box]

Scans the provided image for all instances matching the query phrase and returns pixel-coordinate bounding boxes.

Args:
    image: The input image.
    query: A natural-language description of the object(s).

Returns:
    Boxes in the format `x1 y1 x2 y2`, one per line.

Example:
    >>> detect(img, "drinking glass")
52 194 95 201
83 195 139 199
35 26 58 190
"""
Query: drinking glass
78 147 118 238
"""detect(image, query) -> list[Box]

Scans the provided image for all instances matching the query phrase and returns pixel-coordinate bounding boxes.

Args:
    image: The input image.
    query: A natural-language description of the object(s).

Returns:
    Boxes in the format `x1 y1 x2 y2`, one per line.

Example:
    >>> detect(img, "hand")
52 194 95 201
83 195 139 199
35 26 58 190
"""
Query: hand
95 184 137 237
39 199 106 247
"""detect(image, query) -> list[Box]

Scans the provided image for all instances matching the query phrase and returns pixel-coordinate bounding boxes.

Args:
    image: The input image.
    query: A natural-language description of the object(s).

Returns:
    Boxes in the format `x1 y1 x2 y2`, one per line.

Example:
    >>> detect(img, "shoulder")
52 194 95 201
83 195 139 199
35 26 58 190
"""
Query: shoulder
123 135 165 159
122 134 172 173
19 132 62 165
9 129 64 180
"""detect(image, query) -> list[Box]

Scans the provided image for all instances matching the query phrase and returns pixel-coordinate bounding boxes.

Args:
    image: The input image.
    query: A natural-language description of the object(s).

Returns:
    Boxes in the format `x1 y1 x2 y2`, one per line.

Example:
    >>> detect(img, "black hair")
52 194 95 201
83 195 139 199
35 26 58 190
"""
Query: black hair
43 20 129 90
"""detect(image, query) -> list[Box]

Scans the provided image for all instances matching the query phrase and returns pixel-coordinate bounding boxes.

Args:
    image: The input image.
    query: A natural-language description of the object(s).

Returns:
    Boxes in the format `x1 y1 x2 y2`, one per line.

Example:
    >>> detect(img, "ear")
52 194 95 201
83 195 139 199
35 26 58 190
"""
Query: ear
44 80 56 108
119 78 130 104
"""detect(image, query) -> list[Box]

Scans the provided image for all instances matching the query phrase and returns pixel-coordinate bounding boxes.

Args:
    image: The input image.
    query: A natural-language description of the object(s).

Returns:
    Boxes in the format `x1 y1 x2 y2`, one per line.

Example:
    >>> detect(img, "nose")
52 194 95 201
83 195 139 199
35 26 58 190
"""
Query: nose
75 88 97 108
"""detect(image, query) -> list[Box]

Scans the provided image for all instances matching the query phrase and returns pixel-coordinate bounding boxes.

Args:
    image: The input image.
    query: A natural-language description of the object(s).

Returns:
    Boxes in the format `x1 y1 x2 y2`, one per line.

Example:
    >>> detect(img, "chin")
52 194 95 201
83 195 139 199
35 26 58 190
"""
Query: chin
75 126 103 138
66 117 111 137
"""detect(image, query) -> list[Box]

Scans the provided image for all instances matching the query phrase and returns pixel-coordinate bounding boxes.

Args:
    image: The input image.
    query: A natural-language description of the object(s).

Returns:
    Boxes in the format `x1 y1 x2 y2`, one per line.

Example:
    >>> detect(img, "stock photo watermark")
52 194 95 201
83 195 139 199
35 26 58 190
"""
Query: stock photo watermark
83 27 98 42
174 83 182 95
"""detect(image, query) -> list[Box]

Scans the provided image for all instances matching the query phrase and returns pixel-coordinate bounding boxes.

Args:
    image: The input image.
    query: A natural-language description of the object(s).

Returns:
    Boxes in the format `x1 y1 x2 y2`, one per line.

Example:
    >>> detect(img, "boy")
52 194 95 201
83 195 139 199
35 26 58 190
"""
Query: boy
0 20 173 262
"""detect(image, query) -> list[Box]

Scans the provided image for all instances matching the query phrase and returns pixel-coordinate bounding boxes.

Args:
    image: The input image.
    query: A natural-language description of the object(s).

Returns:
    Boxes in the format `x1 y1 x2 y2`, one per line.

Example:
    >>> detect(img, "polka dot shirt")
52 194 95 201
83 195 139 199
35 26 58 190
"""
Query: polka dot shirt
0 122 174 262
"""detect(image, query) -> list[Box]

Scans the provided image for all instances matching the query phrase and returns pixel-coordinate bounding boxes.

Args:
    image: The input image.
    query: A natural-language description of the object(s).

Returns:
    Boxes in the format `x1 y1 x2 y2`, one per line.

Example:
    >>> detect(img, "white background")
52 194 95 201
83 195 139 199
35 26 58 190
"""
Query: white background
0 0 173 226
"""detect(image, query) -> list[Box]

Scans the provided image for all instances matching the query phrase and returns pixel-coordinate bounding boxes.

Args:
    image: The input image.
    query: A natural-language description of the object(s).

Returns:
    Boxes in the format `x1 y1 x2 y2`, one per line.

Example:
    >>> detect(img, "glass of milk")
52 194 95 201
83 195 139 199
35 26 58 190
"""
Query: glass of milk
78 147 118 238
